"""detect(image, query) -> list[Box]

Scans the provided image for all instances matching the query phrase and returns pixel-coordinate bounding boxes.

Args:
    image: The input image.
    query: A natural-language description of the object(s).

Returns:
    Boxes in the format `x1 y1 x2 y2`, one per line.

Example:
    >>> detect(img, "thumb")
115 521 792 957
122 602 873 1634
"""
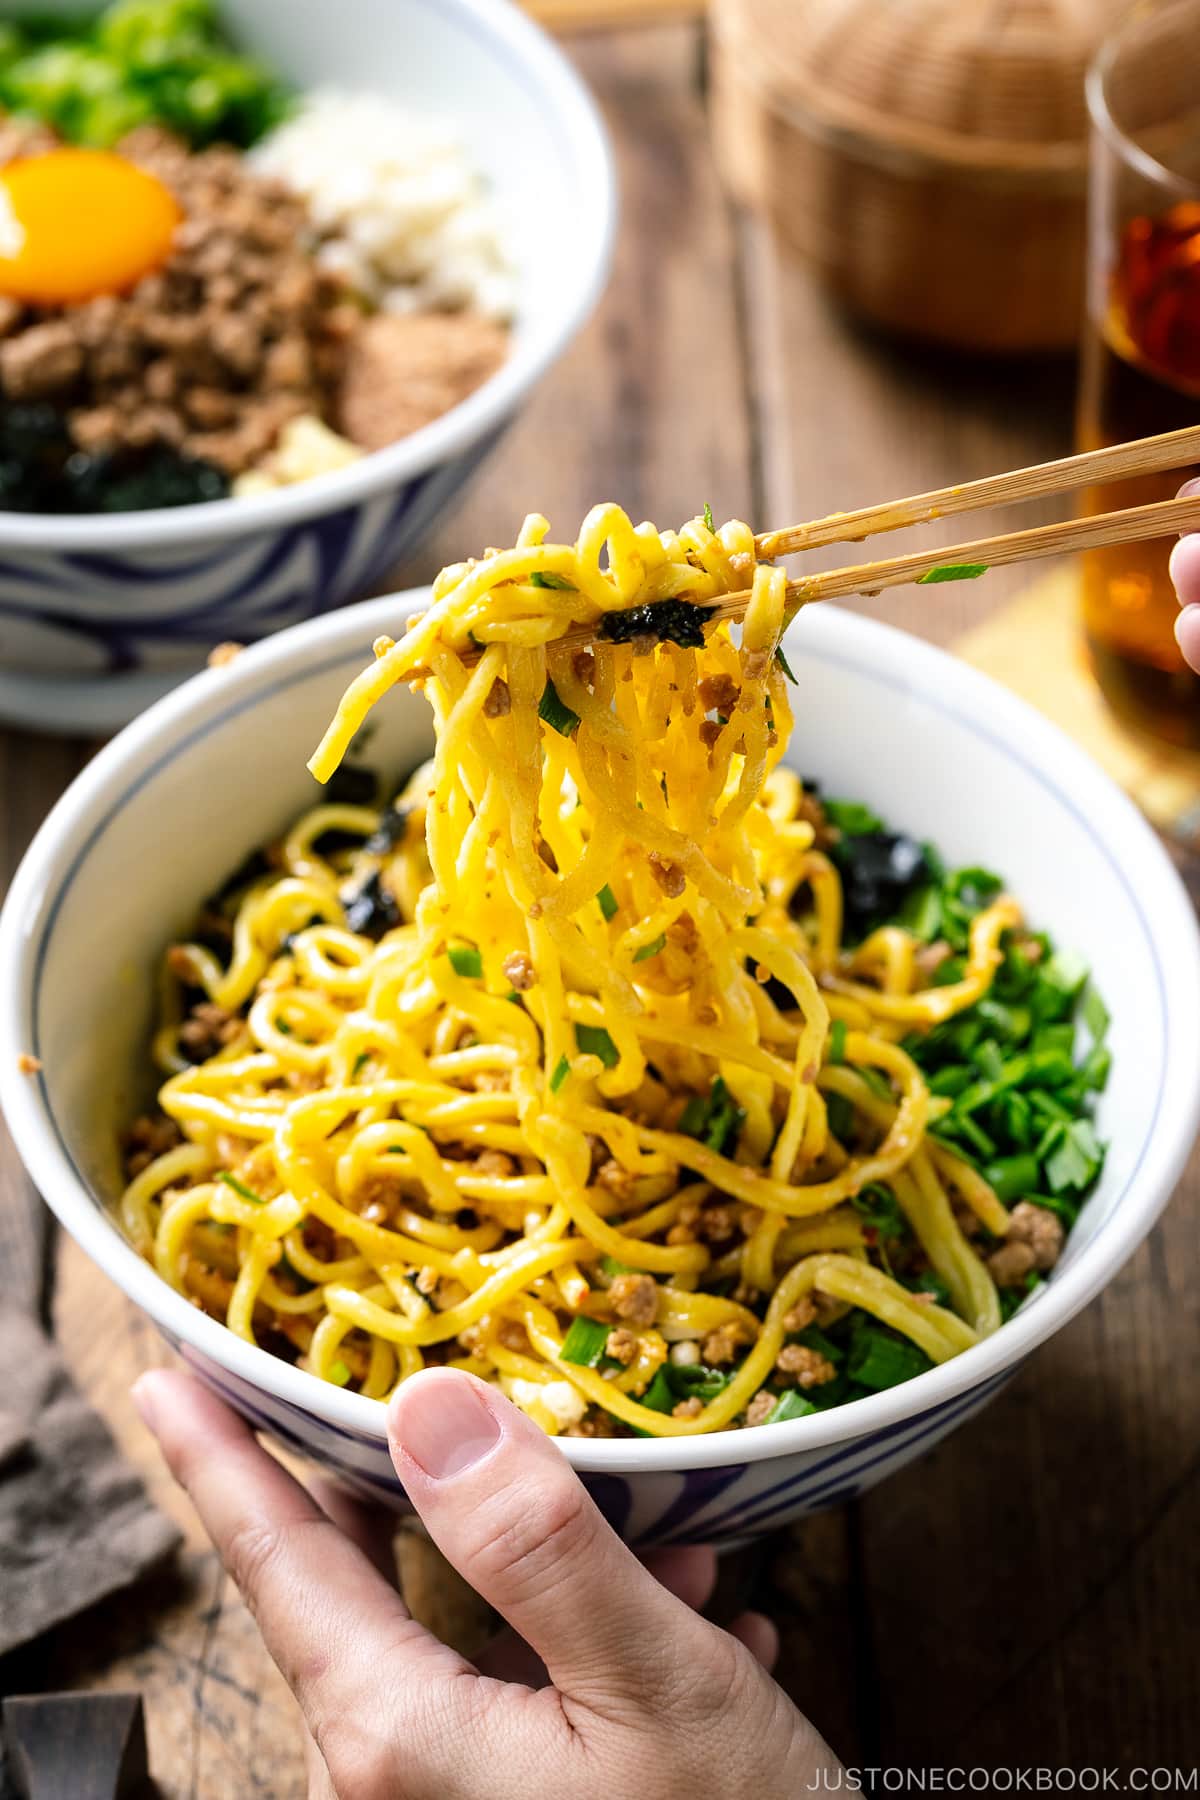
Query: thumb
388 1369 712 1709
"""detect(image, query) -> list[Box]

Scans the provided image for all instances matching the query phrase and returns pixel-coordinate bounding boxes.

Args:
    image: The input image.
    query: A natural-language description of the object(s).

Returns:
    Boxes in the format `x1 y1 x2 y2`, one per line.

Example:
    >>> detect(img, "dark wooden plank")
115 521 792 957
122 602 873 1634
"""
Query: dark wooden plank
2 1693 151 1800
744 221 1200 1769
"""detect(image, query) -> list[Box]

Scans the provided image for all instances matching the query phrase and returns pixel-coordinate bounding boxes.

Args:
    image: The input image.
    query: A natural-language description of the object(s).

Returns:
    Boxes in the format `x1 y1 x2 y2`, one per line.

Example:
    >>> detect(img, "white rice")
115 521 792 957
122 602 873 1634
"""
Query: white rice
249 90 517 323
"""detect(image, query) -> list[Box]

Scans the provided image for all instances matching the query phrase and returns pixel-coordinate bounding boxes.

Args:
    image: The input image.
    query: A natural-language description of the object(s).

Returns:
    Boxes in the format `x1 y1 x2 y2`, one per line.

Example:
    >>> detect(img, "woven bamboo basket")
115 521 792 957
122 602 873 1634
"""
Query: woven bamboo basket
711 0 1127 353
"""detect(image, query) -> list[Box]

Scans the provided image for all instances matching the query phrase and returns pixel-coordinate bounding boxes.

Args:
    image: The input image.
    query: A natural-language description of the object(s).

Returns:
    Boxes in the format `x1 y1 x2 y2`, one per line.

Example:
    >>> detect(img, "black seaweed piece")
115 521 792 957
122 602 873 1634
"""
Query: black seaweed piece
65 447 230 513
342 868 401 939
598 598 716 648
0 410 232 513
363 804 411 856
324 764 380 808
827 830 935 943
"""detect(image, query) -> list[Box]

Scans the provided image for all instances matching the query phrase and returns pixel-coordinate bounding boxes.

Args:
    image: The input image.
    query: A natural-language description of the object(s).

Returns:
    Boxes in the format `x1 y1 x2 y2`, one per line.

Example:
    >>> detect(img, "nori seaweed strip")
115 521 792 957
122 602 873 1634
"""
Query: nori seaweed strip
599 598 717 648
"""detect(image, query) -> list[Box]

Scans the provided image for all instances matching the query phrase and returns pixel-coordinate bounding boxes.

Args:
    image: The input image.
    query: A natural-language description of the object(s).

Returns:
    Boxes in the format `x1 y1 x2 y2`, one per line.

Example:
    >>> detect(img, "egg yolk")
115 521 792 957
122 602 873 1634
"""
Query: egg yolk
0 148 181 307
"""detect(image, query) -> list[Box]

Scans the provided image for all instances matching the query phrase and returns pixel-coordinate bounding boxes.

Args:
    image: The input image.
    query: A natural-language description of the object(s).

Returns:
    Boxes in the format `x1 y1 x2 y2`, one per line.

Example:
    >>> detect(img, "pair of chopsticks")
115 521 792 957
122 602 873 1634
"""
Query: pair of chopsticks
698 421 1200 635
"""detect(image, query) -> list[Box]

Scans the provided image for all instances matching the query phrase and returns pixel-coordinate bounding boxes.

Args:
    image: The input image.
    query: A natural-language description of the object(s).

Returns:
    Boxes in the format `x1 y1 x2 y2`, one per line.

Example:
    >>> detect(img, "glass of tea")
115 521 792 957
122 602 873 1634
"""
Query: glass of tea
1078 0 1200 748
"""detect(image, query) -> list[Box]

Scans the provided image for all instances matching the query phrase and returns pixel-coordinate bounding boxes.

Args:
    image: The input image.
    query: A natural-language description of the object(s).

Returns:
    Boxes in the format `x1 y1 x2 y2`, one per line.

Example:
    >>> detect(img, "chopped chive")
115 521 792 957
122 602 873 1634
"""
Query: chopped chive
1044 1117 1103 1193
764 1389 816 1424
702 501 714 531
549 1054 571 1094
599 1254 632 1278
829 1019 847 1064
667 1362 730 1401
274 1016 293 1035
847 1327 930 1390
639 1368 675 1414
328 1359 352 1387
774 643 798 684
559 1315 612 1367
824 798 885 836
218 1171 264 1205
916 562 989 585
1082 983 1110 1042
352 1050 370 1077
538 677 580 737
1081 1044 1111 1091
530 569 576 590
981 1151 1040 1203
575 1023 619 1068
447 943 483 979
633 933 666 963
596 883 618 921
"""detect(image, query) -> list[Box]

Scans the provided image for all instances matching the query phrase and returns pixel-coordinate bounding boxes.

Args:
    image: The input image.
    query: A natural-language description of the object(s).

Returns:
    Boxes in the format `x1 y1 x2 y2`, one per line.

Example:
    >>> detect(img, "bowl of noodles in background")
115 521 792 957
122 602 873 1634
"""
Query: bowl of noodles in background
2 582 1199 1547
0 0 615 735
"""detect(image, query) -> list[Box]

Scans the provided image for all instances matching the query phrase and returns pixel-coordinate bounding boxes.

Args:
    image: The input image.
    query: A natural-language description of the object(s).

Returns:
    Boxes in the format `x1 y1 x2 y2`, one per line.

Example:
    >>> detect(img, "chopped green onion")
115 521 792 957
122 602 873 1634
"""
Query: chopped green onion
1082 983 1110 1041
897 882 942 941
828 1019 847 1064
560 1315 612 1368
1043 1117 1103 1193
774 643 799 684
549 1054 571 1094
667 1363 730 1402
599 1255 632 1279
274 1016 293 1036
847 1327 930 1390
1041 948 1089 998
447 943 483 979
916 562 989 584
218 1171 264 1205
327 1359 352 1387
530 569 575 590
640 1368 675 1414
352 1050 370 1077
538 677 580 737
764 1390 817 1424
596 883 618 921
702 501 714 531
575 1023 620 1068
981 1152 1040 1203
824 798 885 836
633 933 666 963
825 1090 855 1142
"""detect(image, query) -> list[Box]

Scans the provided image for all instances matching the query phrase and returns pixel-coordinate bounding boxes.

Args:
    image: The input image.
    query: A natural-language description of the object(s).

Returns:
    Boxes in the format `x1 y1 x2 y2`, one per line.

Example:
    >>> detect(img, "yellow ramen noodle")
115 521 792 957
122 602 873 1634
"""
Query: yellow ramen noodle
122 504 1087 1437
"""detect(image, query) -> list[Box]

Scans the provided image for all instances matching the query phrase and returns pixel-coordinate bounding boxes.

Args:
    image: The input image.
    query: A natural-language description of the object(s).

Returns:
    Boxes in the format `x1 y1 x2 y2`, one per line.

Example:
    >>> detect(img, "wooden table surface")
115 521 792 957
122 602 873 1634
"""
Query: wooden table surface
3 20 1199 1794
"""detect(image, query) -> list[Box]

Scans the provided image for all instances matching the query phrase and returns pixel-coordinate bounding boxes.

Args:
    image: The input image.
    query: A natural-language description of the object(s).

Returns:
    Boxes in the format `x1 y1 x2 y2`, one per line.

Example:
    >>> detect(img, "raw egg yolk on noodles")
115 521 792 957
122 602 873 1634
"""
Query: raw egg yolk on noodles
0 148 180 306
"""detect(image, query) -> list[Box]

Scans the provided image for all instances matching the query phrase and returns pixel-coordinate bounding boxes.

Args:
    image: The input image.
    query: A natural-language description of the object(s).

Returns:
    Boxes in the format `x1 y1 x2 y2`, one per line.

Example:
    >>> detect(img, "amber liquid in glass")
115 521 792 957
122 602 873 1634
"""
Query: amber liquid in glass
1078 200 1200 747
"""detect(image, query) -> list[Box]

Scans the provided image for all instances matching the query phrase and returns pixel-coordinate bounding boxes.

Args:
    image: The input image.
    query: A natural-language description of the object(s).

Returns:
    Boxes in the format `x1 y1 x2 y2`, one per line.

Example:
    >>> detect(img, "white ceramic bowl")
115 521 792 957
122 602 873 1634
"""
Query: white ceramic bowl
3 596 1199 1547
0 0 615 736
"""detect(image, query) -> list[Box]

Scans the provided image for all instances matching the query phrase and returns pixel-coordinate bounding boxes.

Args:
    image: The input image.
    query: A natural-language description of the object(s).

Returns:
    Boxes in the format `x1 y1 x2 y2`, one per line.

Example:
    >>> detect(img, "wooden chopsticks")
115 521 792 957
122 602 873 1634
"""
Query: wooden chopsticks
753 422 1200 561
554 422 1200 646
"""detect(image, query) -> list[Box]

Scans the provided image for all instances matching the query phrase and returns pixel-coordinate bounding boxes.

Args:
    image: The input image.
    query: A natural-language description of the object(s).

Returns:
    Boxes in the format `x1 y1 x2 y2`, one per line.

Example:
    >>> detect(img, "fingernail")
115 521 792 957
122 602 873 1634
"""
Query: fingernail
391 1372 502 1481
131 1374 161 1435
1179 477 1200 501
